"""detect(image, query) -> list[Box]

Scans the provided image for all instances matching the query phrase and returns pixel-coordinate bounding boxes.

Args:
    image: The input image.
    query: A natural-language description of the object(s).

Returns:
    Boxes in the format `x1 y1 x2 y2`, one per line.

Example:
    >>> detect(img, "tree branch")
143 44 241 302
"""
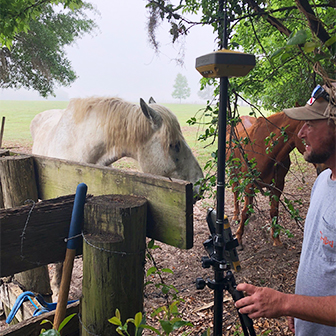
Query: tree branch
295 0 331 44
243 0 292 37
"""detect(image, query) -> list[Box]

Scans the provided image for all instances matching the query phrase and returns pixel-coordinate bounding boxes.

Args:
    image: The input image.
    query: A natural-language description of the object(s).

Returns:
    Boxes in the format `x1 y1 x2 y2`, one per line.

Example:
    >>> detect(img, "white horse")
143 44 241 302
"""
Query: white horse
31 96 203 191
31 96 204 297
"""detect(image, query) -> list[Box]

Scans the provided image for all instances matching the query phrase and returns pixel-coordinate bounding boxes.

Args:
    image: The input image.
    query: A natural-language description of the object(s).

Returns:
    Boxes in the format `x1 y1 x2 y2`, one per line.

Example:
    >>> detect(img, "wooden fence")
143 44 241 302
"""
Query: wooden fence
0 151 194 335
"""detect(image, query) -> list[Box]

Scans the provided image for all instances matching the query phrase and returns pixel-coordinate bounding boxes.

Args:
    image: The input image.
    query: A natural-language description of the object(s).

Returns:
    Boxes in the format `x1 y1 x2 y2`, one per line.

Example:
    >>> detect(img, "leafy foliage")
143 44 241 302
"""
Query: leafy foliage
0 0 84 48
0 1 97 96
108 239 194 335
39 313 76 335
146 0 336 109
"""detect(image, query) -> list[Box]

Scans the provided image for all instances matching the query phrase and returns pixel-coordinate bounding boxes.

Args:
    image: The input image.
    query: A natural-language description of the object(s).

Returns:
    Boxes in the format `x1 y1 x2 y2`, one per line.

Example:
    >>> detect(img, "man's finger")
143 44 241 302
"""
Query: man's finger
236 283 256 295
235 294 255 309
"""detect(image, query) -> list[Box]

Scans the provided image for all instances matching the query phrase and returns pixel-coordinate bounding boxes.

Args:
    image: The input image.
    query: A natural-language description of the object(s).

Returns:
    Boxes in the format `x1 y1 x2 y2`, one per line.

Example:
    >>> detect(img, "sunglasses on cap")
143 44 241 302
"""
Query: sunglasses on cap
310 85 336 106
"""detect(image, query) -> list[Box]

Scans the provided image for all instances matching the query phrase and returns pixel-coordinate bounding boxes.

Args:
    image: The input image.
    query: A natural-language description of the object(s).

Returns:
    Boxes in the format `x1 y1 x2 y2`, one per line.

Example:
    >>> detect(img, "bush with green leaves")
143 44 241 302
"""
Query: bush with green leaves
108 239 195 336
39 313 76 335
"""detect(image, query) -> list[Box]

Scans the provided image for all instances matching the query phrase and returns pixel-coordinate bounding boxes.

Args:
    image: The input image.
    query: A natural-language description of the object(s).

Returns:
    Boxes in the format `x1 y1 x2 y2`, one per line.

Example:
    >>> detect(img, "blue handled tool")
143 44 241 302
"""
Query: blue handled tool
53 183 87 331
5 291 77 324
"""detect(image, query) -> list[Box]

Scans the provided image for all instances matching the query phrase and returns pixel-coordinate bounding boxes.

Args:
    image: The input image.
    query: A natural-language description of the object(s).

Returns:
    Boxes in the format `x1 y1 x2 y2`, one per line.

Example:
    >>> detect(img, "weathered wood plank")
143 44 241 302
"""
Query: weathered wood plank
0 300 79 336
32 154 194 249
0 195 85 277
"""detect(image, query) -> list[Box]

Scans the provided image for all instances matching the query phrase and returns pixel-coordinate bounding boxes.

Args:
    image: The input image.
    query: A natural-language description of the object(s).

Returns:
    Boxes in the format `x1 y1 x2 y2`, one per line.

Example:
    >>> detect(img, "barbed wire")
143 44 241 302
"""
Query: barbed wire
20 199 38 263
78 313 102 336
19 198 145 266
82 232 146 256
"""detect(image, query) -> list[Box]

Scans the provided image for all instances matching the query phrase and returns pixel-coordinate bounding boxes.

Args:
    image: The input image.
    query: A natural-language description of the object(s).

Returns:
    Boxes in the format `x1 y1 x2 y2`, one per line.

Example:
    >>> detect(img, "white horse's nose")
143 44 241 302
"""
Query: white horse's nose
192 183 203 203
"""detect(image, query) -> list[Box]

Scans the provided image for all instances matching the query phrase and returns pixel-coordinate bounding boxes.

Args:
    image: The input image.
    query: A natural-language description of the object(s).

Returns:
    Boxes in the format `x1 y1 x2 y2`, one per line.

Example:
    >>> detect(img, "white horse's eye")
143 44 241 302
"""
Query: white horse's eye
170 141 181 153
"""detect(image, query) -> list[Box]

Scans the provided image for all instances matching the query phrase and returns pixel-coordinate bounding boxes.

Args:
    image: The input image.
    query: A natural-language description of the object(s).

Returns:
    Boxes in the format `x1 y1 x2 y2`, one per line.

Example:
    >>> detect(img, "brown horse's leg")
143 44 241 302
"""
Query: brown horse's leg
235 187 254 248
270 188 282 246
270 157 291 246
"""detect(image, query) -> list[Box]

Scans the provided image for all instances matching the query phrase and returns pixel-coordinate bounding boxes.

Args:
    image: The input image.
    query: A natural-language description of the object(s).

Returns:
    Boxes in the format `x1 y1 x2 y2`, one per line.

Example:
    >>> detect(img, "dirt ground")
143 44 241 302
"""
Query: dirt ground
1 142 316 335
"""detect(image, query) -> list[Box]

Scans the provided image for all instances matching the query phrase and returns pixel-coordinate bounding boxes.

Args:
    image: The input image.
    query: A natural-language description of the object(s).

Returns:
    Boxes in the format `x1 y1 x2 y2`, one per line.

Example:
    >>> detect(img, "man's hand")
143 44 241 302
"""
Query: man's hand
235 283 287 319
236 283 336 328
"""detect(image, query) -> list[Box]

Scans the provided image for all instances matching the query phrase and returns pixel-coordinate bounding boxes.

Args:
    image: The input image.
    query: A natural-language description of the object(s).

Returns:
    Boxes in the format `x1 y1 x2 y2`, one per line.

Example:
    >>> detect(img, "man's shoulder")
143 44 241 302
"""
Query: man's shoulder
315 168 332 184
311 168 333 195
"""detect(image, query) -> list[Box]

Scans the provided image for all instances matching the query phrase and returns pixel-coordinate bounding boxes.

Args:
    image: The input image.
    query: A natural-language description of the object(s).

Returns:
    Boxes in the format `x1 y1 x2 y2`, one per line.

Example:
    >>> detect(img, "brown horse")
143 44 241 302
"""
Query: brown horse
226 112 305 247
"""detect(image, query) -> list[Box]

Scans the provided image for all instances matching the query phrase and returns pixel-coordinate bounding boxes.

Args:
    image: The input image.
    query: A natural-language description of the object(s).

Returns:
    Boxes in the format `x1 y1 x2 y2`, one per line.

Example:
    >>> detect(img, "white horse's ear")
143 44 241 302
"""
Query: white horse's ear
149 97 156 104
140 98 162 129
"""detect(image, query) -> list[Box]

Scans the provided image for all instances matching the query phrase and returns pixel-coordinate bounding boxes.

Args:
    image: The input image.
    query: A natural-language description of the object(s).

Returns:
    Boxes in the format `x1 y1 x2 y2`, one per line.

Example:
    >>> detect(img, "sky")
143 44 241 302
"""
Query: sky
0 1 217 103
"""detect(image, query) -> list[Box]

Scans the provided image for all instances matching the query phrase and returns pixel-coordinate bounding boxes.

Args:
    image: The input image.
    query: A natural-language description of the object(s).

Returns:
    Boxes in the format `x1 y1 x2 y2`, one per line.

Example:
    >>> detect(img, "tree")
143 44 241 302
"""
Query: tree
172 73 191 103
146 0 336 111
0 0 85 48
0 1 97 97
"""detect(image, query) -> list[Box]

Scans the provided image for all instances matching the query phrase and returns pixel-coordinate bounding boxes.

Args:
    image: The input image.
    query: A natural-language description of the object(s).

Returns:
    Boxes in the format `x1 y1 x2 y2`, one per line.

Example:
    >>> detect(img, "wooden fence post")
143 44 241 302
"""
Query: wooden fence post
81 195 147 336
0 117 5 149
0 155 52 301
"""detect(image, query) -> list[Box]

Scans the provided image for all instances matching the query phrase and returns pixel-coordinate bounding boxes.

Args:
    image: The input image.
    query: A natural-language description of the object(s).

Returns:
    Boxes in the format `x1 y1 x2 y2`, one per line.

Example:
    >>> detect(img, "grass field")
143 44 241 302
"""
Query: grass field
0 101 68 145
0 100 255 168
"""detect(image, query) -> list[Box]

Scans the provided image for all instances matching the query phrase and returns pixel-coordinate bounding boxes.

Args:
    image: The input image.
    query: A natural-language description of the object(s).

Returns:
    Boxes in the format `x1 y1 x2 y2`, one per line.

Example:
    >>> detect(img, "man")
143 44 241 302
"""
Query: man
235 82 336 335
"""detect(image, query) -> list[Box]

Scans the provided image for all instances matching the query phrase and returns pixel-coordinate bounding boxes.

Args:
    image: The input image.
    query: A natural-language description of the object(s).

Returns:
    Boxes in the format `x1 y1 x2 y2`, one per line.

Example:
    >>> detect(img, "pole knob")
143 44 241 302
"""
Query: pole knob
196 277 206 290
201 256 213 268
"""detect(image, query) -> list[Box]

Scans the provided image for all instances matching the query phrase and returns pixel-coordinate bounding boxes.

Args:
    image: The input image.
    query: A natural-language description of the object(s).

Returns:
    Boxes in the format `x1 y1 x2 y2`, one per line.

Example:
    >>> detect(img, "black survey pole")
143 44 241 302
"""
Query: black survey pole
213 1 228 334
216 0 228 221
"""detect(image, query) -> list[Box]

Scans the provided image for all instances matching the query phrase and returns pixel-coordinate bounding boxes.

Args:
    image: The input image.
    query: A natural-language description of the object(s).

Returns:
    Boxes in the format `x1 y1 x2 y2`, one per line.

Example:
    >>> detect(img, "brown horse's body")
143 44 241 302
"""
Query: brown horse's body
227 112 305 246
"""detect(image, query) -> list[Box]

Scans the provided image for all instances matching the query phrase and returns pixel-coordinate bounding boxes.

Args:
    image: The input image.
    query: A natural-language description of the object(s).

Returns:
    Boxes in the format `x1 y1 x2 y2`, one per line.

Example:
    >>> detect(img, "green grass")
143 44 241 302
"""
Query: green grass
0 100 68 145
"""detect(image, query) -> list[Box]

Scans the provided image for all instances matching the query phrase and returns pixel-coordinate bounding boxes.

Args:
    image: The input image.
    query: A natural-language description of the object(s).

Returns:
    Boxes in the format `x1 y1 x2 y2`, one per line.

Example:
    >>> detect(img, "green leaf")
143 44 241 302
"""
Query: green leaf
161 285 170 294
172 320 193 330
41 319 53 326
201 328 211 336
147 239 154 249
146 266 157 276
108 317 122 326
269 48 284 60
287 30 308 45
151 305 167 318
325 35 336 47
126 318 135 324
160 320 174 334
303 41 318 53
141 325 161 334
280 52 292 62
134 312 142 327
39 330 60 336
58 313 76 332
116 327 125 335
169 301 179 314
162 268 174 274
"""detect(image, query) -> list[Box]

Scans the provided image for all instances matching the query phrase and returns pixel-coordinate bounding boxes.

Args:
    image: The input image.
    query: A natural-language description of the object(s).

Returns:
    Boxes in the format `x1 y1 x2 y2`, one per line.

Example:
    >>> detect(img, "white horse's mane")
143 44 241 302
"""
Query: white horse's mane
68 97 182 152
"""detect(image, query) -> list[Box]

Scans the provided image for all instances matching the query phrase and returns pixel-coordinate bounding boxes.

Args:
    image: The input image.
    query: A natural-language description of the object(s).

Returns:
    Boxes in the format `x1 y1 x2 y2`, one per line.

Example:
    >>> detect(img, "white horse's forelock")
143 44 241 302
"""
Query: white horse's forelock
69 97 182 154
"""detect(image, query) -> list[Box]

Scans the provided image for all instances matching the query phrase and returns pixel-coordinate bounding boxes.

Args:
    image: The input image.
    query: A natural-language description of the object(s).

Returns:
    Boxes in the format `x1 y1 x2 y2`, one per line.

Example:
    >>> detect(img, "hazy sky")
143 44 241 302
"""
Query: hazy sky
0 1 217 103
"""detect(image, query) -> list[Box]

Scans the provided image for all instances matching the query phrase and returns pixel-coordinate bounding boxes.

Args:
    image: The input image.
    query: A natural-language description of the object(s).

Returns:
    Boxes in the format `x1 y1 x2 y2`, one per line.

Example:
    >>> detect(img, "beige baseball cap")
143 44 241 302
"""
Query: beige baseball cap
284 83 336 123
